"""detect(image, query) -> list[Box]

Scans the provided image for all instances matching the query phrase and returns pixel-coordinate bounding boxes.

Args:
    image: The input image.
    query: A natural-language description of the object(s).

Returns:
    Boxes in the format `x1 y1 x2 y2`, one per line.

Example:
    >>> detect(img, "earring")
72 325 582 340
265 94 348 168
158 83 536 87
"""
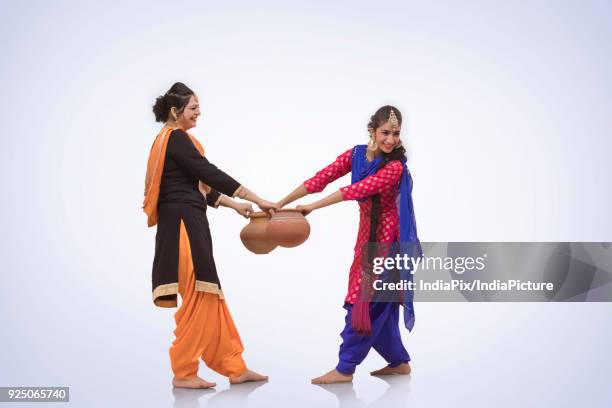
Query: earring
367 135 378 151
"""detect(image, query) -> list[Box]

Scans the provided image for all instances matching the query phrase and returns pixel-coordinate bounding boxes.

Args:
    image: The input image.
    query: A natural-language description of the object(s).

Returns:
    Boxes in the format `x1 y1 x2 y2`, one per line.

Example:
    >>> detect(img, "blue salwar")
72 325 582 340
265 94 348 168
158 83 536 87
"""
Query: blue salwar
336 302 410 375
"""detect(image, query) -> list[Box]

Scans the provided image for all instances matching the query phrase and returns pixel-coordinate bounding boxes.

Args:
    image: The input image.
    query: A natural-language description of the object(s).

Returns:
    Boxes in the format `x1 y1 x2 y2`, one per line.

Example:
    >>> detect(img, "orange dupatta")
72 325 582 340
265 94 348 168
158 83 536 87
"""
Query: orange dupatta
143 126 211 227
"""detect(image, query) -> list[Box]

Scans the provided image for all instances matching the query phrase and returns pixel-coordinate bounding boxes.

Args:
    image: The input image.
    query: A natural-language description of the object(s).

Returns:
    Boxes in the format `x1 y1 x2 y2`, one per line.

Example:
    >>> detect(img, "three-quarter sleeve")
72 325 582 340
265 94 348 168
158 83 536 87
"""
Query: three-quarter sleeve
205 189 224 208
303 148 353 193
168 130 242 197
340 160 403 201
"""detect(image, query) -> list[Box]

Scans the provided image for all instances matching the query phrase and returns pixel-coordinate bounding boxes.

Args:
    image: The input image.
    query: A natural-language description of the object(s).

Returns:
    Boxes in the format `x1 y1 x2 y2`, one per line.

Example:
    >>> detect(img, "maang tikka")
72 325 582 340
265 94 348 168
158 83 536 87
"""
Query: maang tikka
388 109 400 130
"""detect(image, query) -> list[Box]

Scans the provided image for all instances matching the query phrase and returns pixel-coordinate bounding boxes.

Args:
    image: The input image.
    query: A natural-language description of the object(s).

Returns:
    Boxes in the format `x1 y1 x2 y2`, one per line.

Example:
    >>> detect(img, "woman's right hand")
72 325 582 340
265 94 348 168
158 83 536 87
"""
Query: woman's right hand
256 199 279 214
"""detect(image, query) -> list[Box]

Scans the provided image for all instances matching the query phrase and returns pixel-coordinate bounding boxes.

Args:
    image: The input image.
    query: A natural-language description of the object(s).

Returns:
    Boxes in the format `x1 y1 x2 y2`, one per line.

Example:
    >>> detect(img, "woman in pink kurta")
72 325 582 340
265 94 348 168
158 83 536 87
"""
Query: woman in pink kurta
303 148 404 304
278 106 417 384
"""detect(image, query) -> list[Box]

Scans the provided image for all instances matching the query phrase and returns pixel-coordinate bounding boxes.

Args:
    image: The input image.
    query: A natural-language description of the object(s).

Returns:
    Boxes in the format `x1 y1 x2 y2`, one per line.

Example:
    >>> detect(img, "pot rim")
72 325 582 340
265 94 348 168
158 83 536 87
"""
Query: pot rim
273 208 304 214
248 211 271 219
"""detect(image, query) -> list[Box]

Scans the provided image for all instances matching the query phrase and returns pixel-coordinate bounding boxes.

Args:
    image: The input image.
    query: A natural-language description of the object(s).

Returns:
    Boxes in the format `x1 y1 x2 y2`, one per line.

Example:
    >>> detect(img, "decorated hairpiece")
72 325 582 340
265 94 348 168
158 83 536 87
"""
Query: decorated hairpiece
388 109 400 130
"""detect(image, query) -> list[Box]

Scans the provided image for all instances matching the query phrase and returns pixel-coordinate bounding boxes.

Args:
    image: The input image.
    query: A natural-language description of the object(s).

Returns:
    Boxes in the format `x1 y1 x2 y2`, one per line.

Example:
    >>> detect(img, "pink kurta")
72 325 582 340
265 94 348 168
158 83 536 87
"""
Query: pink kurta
303 148 404 304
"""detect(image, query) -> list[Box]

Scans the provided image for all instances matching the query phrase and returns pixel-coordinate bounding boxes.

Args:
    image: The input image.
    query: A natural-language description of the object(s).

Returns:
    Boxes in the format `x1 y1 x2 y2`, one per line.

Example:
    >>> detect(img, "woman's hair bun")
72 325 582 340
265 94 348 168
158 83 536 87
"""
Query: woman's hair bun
153 95 168 122
152 82 195 123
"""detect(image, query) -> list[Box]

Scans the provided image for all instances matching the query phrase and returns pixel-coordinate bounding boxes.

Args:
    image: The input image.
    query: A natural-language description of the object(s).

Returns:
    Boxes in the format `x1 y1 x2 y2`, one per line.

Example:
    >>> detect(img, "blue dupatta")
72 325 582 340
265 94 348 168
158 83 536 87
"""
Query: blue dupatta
351 144 420 332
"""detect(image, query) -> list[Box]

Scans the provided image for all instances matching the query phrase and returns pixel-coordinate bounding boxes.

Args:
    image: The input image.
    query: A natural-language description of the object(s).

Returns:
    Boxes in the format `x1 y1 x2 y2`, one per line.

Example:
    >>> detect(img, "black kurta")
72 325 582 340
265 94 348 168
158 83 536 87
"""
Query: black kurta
152 129 241 307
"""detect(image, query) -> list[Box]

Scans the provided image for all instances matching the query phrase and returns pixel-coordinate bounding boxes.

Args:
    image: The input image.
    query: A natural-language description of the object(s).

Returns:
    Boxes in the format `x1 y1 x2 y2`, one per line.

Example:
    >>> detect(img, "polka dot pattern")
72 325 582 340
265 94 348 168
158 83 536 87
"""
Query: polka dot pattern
345 202 400 303
339 160 403 201
302 148 403 304
303 148 353 193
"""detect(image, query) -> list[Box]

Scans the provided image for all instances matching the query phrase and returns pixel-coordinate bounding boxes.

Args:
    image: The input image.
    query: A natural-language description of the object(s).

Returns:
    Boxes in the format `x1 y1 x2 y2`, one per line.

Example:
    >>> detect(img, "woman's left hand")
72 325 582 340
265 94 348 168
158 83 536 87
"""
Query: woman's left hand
296 204 315 216
234 202 254 218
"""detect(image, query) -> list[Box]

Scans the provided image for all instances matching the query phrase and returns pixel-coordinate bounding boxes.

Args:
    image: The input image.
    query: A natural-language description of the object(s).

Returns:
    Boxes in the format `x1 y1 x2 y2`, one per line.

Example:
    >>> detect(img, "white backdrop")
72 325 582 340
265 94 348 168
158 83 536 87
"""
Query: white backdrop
1 1 611 407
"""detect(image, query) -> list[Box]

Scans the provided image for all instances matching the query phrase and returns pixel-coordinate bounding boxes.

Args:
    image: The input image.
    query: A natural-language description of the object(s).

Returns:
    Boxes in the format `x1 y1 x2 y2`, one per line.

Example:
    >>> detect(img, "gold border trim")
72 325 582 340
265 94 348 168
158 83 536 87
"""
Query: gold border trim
152 281 224 307
196 280 225 300
152 282 179 307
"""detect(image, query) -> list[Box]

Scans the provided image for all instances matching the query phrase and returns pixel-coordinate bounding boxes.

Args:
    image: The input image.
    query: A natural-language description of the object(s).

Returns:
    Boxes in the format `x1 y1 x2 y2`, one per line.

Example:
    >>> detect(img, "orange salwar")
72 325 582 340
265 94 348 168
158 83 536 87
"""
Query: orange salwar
169 221 247 379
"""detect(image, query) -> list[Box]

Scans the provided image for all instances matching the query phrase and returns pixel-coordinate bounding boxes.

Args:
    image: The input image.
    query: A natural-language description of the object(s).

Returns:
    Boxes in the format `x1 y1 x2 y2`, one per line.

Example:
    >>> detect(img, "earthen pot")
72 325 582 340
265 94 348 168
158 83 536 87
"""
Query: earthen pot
240 212 277 254
266 209 311 248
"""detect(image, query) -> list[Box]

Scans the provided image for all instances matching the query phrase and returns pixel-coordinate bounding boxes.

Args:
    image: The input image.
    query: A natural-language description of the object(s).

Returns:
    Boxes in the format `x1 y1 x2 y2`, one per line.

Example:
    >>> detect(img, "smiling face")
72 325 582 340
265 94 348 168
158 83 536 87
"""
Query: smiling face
174 95 200 130
371 121 402 153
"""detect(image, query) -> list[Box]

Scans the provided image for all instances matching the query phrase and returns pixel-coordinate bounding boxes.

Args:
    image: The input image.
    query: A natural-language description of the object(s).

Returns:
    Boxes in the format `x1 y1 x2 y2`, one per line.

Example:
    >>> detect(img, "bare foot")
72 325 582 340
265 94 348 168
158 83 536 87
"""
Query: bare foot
229 369 269 384
172 376 216 389
370 362 411 376
311 369 353 384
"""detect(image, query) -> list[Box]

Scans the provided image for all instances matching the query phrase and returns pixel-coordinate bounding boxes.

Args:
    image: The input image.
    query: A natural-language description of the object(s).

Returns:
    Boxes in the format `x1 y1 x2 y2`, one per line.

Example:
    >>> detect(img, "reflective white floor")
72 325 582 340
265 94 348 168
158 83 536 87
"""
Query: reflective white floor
3 302 611 408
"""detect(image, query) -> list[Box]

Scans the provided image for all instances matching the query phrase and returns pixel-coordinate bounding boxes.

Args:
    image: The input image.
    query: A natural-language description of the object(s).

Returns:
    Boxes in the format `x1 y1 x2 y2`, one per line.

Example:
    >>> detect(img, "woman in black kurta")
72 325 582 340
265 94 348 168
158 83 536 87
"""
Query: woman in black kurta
152 128 242 307
145 82 274 389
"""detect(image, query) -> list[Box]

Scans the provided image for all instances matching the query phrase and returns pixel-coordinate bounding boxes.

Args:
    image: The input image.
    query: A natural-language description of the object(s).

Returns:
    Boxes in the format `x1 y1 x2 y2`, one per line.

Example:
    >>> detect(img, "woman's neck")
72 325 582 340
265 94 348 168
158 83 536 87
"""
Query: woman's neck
366 148 382 162
165 120 182 129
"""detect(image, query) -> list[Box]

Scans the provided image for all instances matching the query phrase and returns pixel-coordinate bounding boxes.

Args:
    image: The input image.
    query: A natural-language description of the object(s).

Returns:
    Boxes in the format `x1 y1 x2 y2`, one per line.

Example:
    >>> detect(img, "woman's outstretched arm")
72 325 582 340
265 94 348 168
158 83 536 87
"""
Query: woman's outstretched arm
295 190 343 215
234 186 277 213
277 184 309 208
215 194 254 218
277 148 353 208
168 130 277 213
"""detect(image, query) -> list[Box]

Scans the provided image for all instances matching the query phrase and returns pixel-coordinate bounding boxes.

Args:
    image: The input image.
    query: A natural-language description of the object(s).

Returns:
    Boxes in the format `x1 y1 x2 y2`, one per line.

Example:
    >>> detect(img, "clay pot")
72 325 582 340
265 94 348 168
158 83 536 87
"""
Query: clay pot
240 212 277 254
266 209 311 248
